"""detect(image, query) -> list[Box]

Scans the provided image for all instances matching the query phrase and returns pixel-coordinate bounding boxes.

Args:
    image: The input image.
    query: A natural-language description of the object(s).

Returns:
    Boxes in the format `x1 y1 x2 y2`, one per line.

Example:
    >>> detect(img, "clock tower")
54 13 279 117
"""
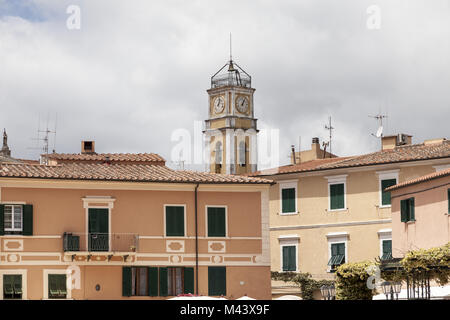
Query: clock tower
204 58 258 174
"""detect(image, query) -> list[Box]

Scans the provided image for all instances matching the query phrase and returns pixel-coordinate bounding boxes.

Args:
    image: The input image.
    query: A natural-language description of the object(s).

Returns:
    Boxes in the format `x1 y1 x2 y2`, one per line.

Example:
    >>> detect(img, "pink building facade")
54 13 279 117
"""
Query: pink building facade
389 168 450 258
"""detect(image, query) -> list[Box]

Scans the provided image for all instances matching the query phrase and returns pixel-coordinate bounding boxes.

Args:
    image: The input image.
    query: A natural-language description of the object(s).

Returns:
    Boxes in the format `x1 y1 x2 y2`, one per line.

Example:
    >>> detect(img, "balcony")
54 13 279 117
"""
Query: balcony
63 232 138 260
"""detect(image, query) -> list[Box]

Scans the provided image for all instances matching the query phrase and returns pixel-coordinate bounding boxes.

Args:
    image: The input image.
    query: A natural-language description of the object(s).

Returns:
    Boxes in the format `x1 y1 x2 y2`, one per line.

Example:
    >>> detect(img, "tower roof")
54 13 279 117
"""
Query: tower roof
211 59 251 89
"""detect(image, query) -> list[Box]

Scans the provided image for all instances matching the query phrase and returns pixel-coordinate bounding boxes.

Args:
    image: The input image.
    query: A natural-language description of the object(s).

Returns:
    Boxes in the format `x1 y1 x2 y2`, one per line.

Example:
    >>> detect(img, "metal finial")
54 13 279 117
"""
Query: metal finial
229 33 232 61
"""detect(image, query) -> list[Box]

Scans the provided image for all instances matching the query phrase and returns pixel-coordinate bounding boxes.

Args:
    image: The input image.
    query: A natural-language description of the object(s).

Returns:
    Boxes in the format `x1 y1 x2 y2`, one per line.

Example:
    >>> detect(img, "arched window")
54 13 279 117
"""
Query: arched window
215 142 223 164
239 141 246 166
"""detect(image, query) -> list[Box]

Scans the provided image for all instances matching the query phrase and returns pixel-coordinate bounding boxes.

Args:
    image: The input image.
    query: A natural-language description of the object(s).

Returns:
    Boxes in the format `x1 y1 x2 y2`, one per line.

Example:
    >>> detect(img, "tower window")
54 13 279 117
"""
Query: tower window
215 142 222 165
238 141 246 166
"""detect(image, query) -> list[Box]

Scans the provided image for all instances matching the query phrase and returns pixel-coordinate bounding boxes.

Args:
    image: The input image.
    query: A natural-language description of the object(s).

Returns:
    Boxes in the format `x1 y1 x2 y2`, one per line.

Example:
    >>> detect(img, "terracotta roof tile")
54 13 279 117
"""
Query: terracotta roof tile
248 157 353 176
43 153 166 163
0 162 273 185
251 140 450 176
386 168 450 191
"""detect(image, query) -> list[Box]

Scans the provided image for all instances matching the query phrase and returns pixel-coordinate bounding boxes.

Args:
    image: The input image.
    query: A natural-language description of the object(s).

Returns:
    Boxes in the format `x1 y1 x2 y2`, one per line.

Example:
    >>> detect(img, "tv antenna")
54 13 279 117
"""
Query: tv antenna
369 114 387 138
29 113 57 164
324 116 334 156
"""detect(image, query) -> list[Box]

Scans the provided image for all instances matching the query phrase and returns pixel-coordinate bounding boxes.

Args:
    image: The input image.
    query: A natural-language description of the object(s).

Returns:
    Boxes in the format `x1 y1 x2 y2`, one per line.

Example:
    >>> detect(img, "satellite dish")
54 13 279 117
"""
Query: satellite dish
376 126 383 138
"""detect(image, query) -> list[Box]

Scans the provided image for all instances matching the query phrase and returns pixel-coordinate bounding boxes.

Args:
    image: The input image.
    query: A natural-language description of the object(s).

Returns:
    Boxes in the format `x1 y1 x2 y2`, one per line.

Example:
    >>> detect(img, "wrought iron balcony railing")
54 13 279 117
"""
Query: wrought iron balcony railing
63 232 138 253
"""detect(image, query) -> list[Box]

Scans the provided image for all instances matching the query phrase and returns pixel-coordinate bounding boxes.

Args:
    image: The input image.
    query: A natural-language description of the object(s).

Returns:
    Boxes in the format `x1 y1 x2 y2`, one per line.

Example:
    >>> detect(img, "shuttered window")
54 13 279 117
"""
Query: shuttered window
448 189 450 214
282 246 296 271
400 198 415 222
328 243 345 269
165 206 185 237
3 275 22 299
48 274 67 299
330 184 345 210
281 188 296 213
381 240 392 260
381 179 397 206
0 204 32 236
208 266 226 296
207 207 226 237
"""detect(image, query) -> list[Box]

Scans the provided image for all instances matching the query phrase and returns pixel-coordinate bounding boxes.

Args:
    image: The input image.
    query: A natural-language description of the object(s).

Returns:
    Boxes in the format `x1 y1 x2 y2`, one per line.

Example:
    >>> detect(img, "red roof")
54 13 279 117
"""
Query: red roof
43 153 165 163
0 162 273 185
251 140 450 176
386 168 450 191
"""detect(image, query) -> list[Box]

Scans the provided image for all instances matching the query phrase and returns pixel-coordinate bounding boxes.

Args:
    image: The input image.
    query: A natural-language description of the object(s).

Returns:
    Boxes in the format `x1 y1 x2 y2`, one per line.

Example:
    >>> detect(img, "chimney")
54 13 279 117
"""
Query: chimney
81 141 96 154
312 137 321 155
381 134 412 150
291 145 296 164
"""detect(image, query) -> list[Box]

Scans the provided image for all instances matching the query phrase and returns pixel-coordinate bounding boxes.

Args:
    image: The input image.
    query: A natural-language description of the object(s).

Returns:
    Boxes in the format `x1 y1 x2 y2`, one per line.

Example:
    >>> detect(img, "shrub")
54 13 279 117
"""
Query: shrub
271 271 334 300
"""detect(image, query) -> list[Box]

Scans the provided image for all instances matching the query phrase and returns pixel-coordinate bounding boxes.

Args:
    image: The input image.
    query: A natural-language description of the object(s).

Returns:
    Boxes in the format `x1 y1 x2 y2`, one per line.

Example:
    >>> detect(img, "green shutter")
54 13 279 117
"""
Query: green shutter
159 267 168 296
282 246 296 271
184 267 194 294
208 207 226 237
13 275 22 295
166 206 184 237
382 240 392 260
381 179 396 206
122 267 132 297
409 198 415 221
148 267 158 297
329 243 345 266
282 246 289 271
22 204 33 236
448 189 450 214
208 266 226 296
400 199 408 222
282 188 295 213
289 246 296 271
330 184 345 210
0 204 4 236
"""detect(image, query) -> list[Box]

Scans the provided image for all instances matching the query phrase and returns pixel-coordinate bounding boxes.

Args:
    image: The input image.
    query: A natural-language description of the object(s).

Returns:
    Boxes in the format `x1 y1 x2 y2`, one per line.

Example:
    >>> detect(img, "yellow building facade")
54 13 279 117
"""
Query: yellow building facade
252 137 450 296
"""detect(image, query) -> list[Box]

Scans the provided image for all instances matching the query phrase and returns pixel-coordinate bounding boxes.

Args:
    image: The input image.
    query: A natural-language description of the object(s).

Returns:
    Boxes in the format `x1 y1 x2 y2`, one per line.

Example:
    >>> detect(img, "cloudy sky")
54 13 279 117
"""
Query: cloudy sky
1 0 449 170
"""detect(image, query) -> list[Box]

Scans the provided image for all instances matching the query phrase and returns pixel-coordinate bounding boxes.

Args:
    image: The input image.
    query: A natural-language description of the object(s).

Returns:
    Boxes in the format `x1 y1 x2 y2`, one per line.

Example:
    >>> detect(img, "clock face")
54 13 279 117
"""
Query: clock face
236 96 249 114
213 96 225 114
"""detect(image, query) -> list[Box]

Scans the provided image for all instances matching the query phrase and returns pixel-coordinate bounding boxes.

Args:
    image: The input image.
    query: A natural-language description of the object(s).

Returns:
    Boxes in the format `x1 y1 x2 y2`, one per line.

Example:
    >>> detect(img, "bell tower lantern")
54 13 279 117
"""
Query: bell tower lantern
204 58 258 175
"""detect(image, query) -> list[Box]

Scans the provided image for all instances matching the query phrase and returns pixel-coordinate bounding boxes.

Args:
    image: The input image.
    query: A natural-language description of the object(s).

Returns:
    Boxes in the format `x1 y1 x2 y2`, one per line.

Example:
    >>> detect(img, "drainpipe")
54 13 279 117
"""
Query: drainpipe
194 183 199 295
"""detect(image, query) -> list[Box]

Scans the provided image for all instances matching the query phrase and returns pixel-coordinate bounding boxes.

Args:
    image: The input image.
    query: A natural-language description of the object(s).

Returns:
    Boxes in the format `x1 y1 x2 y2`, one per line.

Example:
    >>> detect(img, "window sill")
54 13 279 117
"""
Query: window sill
279 212 299 216
327 208 348 213
405 220 416 224
379 205 392 209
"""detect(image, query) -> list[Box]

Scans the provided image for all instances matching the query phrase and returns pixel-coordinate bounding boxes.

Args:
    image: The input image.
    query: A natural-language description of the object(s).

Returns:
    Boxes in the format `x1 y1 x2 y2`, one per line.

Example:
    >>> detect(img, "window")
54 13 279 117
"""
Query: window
208 266 226 296
0 204 33 236
326 175 347 211
282 246 297 272
207 207 226 237
3 275 22 299
48 274 67 299
279 181 298 215
400 198 415 222
329 183 345 210
448 189 450 214
131 267 148 296
123 267 193 297
381 240 392 260
165 206 185 237
328 243 345 271
381 179 397 206
282 188 295 213
238 141 246 166
4 205 22 232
